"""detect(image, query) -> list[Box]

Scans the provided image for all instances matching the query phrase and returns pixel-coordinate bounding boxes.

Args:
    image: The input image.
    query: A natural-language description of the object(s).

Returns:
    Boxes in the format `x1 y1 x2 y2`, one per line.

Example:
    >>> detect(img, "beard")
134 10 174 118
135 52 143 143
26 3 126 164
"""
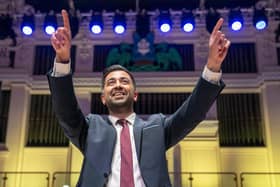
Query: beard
105 89 135 113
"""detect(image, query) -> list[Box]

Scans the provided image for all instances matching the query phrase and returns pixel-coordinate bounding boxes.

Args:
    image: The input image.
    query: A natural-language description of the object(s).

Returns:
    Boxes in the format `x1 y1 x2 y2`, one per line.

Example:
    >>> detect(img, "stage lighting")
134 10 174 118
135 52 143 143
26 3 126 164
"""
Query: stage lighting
181 11 195 33
44 13 57 35
206 9 221 33
90 14 103 34
253 9 268 30
69 13 79 38
136 10 150 37
0 14 17 45
113 13 126 34
21 14 35 36
228 9 243 31
158 11 172 33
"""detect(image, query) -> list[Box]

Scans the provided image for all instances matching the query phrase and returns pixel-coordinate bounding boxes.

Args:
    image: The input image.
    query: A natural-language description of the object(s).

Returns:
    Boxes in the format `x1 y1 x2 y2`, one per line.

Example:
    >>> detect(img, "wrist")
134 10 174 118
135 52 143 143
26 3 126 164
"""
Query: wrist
207 59 221 72
56 56 70 64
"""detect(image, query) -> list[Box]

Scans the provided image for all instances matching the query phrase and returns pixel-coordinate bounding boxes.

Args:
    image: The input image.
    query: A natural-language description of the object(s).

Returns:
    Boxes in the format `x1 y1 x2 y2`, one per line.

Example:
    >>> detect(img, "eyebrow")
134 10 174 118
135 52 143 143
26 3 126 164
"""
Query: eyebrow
106 77 130 83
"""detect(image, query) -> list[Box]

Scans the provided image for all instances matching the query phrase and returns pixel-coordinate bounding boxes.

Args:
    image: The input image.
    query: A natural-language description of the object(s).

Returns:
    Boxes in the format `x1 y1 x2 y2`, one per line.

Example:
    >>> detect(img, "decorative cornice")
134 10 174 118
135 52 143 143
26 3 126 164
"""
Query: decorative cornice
0 71 279 91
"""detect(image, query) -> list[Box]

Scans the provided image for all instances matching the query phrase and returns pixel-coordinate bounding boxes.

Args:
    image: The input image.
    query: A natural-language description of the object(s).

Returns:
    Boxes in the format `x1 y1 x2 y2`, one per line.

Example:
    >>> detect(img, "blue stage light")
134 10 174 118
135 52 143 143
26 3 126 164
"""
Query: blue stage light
228 9 243 31
114 25 125 34
255 21 266 30
253 9 268 30
45 26 55 35
90 14 103 34
113 13 126 34
231 21 242 31
160 23 171 33
21 15 35 36
91 25 102 34
181 12 195 33
22 26 33 35
158 12 172 33
183 23 194 32
44 14 57 35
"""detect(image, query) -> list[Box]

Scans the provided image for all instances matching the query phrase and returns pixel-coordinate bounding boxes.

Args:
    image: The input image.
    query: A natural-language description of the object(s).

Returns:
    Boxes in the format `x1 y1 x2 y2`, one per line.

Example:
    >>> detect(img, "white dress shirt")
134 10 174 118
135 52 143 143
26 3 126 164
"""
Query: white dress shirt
107 113 146 187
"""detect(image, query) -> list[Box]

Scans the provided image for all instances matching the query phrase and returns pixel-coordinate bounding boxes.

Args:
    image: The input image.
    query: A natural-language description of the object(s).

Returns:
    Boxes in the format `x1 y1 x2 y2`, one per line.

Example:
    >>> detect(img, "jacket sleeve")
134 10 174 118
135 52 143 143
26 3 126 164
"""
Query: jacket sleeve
47 72 88 153
164 77 225 149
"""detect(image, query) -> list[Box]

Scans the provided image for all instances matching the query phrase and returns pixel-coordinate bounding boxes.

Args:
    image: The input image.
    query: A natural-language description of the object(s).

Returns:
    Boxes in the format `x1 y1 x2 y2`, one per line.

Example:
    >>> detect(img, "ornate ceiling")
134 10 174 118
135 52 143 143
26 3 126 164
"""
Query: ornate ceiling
25 0 259 12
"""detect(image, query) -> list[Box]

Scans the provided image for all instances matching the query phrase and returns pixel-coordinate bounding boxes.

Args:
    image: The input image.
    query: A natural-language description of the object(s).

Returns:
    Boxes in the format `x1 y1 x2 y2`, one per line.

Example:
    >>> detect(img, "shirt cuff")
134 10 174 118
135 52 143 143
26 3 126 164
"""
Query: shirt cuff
202 66 222 85
51 58 71 77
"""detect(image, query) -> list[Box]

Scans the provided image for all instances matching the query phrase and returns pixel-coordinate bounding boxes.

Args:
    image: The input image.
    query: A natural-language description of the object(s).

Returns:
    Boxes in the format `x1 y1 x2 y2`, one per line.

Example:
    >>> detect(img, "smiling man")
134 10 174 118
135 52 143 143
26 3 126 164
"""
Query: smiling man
47 10 230 187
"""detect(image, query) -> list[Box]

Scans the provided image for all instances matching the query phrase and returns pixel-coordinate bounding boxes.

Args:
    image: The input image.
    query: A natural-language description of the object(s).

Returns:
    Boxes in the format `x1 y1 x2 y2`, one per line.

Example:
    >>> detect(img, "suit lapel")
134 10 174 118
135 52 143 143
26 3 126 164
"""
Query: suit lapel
133 116 144 161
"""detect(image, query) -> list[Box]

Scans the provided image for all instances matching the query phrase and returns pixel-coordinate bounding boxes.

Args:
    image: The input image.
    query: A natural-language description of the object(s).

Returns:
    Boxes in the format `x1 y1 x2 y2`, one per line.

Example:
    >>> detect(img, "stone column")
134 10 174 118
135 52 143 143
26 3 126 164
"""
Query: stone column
173 145 182 187
262 83 280 171
4 83 30 186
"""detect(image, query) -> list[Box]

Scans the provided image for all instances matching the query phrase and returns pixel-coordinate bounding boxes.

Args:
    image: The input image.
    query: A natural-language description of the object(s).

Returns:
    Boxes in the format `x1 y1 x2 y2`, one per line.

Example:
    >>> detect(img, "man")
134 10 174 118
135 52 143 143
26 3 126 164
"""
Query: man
47 10 230 187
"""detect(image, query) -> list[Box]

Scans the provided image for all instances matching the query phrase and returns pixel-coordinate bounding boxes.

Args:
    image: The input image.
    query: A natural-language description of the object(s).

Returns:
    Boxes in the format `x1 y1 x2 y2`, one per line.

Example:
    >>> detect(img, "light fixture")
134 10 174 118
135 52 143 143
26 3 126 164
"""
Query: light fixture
181 11 195 33
44 12 57 35
0 14 17 45
21 14 35 36
158 11 172 33
206 8 221 33
0 14 12 39
69 12 79 38
136 10 150 37
228 9 243 31
113 13 126 34
90 14 103 34
253 8 268 30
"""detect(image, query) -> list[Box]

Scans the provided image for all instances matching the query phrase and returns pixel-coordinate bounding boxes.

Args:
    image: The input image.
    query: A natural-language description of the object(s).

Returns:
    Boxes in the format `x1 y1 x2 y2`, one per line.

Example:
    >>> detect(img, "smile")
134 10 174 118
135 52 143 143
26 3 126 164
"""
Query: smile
112 91 126 97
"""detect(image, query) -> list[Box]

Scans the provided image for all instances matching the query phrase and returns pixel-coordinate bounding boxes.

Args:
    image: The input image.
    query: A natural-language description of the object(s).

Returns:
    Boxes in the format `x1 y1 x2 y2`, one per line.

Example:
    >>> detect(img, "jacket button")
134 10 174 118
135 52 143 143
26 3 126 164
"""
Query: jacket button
104 173 108 178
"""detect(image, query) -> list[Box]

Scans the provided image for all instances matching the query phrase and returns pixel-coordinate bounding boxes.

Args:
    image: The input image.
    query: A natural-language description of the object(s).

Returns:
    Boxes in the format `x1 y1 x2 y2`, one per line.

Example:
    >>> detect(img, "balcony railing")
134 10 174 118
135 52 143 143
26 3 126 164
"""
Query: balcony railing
1 171 280 187
240 172 280 187
0 171 50 187
169 172 238 187
52 172 80 187
52 171 238 187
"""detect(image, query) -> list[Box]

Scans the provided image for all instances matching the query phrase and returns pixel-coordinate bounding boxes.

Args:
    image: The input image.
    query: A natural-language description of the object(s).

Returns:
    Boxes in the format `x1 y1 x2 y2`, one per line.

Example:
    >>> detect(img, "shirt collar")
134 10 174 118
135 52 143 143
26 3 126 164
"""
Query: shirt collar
108 112 136 126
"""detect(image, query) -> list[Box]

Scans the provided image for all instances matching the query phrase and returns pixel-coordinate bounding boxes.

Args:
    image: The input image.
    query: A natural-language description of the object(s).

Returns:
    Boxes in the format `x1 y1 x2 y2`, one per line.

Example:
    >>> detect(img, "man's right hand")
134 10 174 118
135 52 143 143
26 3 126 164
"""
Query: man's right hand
51 10 71 63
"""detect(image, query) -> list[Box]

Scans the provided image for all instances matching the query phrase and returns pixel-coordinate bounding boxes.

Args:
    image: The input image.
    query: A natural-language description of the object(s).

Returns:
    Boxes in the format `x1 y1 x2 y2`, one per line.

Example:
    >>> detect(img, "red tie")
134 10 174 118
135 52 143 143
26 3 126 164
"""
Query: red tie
118 119 134 187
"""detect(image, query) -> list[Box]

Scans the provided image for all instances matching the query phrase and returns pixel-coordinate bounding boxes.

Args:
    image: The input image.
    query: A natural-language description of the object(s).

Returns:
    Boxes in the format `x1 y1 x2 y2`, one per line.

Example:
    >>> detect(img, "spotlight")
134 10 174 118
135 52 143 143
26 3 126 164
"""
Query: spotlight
181 11 195 33
228 9 243 31
253 9 268 30
69 13 79 38
21 14 35 36
0 14 17 46
206 8 221 33
136 10 150 37
158 11 172 33
44 13 57 35
0 14 12 39
113 13 126 34
90 14 103 34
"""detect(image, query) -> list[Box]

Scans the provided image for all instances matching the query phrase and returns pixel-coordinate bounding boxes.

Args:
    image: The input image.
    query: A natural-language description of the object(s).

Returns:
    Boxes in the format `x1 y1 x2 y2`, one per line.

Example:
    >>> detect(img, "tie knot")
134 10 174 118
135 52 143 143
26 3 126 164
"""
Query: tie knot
118 119 128 127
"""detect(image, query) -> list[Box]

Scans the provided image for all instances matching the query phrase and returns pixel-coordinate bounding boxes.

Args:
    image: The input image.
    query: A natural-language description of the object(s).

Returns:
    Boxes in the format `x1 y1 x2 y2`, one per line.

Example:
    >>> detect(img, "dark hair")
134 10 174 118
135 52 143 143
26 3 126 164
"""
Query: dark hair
101 64 136 89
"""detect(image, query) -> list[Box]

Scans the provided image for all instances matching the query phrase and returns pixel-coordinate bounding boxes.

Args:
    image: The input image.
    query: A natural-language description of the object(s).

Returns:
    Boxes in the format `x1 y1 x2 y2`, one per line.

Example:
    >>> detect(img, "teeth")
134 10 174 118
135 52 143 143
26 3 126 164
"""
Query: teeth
113 92 124 96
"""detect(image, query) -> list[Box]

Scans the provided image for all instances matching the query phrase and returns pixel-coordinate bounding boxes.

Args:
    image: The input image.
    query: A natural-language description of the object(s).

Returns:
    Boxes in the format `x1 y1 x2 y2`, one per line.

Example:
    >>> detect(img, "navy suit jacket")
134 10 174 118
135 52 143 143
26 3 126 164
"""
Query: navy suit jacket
47 73 224 187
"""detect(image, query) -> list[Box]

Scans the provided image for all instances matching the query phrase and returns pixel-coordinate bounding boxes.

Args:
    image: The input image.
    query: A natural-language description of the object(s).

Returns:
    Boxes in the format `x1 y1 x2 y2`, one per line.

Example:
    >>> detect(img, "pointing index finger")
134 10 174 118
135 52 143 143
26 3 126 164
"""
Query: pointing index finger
62 9 71 31
212 18 224 35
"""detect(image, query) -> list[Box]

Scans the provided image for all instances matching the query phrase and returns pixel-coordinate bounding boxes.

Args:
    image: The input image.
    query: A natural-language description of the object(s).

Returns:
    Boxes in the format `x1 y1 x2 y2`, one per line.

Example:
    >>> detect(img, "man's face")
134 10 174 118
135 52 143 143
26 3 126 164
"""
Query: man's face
101 70 138 111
